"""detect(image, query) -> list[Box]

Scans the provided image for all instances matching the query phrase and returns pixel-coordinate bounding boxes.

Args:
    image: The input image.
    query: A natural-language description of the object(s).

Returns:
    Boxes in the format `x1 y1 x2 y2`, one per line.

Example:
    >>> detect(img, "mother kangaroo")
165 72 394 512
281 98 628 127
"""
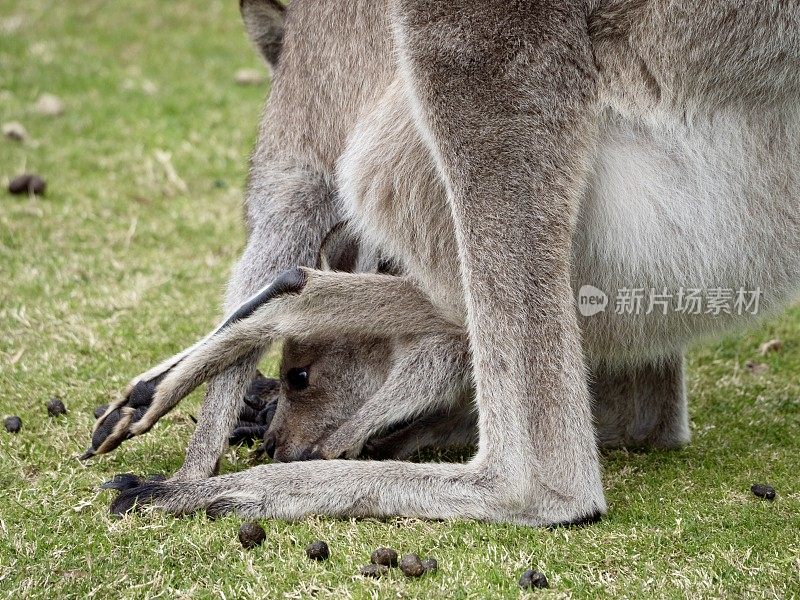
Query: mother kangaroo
93 0 800 526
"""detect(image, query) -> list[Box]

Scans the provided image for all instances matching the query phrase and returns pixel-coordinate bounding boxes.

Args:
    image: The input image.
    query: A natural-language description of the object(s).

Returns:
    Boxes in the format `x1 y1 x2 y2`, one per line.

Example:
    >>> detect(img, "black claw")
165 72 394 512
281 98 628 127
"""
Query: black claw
229 425 269 447
109 481 167 516
238 403 263 423
231 374 278 448
78 447 95 461
101 473 167 492
241 374 279 422
91 409 123 448
256 401 277 427
549 510 604 529
101 473 145 491
89 406 147 455
86 371 169 457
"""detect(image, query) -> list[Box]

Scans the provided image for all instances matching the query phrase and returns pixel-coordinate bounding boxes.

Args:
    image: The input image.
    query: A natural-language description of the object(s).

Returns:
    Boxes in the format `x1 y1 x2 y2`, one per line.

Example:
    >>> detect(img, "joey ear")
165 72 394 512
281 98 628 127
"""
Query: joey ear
317 222 360 272
240 0 285 69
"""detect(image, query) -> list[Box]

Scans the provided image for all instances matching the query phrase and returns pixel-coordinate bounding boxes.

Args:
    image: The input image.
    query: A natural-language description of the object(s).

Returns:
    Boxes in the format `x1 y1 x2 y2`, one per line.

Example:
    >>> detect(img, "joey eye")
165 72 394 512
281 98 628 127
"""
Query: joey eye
286 367 309 391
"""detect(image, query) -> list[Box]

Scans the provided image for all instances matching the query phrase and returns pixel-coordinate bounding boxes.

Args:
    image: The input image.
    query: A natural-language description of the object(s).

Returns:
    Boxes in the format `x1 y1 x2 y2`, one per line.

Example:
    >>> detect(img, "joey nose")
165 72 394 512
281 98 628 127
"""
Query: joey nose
263 433 277 459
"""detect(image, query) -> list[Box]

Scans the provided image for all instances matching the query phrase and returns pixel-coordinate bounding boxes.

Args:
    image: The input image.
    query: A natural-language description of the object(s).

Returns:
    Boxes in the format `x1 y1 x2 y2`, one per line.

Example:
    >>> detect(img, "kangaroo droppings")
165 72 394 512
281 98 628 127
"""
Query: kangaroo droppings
399 554 425 577
8 174 46 196
519 569 549 589
305 540 330 561
751 483 776 500
421 557 438 573
370 546 398 567
46 397 67 417
4 416 22 433
360 564 389 578
238 522 266 549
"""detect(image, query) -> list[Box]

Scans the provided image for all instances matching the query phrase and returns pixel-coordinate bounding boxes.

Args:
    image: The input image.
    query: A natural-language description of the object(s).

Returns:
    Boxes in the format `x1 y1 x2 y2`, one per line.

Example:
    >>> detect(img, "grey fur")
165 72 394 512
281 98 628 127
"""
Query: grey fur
99 0 800 526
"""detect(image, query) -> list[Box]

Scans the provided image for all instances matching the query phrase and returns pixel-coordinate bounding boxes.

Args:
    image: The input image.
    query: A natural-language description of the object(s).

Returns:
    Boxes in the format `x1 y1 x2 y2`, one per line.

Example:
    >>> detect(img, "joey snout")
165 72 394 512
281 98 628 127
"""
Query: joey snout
264 429 333 463
309 421 373 460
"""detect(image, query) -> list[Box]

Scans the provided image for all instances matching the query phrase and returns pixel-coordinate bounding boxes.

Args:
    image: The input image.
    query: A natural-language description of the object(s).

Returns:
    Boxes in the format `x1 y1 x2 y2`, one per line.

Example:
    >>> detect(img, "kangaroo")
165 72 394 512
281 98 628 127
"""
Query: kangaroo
91 0 800 527
230 224 477 463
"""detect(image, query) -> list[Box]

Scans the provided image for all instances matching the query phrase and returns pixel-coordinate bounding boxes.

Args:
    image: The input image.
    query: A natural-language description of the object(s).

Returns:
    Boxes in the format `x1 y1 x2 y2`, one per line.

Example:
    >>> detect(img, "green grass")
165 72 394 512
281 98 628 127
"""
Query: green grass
1 2 799 598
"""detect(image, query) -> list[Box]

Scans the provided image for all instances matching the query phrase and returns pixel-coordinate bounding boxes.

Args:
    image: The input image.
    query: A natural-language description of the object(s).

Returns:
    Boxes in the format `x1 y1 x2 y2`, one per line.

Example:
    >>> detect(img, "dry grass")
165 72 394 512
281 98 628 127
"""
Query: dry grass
1 1 799 598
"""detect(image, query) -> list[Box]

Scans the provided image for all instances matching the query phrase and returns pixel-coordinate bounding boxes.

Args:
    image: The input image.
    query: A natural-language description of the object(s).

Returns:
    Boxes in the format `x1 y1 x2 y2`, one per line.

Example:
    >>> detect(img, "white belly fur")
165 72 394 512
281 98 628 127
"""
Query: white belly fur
338 83 800 367
576 107 800 362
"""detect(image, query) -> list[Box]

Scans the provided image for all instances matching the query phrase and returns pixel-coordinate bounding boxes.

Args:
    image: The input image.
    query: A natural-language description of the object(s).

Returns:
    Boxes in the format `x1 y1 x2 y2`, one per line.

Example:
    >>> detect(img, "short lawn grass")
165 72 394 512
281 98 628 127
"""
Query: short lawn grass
1 1 799 598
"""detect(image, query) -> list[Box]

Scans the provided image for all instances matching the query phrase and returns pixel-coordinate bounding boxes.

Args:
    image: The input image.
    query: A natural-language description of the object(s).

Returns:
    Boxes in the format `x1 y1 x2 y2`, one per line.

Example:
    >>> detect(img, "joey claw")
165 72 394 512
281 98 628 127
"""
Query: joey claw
237 402 263 424
230 376 278 447
82 379 161 460
240 374 279 422
258 400 277 423
229 425 269 446
82 406 147 459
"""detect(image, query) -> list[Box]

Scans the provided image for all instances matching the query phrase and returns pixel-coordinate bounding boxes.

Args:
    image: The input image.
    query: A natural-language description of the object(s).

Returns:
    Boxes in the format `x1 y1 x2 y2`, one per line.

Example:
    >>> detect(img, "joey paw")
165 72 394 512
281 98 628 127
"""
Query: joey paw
229 373 278 447
81 380 158 459
229 425 269 447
